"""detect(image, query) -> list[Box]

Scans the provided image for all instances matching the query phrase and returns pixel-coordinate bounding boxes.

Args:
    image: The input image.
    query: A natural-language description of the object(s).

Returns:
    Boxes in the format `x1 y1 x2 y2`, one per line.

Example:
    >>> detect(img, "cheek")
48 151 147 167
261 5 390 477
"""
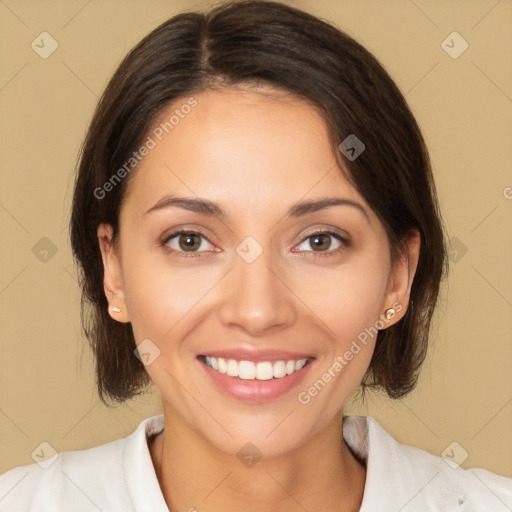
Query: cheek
304 251 391 343
295 253 390 412
121 247 222 344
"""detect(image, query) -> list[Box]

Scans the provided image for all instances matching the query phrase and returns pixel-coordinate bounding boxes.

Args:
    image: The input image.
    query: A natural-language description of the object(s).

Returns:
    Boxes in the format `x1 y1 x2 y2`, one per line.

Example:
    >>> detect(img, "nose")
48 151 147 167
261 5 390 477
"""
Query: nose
217 250 297 336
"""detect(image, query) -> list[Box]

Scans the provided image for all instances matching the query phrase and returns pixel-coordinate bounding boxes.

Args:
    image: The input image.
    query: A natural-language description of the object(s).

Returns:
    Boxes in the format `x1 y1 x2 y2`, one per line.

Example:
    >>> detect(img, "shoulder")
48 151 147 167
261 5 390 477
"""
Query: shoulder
346 415 512 511
0 433 131 511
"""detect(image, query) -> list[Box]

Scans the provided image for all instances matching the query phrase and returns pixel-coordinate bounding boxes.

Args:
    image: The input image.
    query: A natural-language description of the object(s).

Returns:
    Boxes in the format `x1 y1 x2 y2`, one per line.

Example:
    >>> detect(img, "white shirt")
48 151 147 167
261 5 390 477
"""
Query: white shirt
1 414 511 511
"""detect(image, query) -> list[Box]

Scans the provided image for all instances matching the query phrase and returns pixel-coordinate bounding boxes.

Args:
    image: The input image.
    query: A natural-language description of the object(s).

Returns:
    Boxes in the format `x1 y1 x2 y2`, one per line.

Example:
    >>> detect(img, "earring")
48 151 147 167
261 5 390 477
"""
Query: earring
384 308 395 320
111 306 121 313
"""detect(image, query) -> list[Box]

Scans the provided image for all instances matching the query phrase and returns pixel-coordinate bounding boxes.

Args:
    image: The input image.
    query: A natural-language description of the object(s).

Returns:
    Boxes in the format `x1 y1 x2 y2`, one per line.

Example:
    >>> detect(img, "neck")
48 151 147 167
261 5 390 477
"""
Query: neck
149 407 366 512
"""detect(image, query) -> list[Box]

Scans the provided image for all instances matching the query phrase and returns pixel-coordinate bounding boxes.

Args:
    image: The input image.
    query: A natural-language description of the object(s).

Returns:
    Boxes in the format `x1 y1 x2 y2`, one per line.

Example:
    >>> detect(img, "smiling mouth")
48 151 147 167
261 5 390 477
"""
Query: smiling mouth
198 355 313 381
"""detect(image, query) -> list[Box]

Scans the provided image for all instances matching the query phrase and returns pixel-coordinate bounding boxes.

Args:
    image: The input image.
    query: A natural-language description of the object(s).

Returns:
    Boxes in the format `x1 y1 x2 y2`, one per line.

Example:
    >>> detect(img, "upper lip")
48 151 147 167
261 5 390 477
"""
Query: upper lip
199 348 314 363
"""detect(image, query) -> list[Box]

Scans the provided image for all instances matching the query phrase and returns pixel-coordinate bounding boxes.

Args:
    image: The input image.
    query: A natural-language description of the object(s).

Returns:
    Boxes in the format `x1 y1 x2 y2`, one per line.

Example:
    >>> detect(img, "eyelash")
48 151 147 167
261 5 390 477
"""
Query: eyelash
160 229 349 258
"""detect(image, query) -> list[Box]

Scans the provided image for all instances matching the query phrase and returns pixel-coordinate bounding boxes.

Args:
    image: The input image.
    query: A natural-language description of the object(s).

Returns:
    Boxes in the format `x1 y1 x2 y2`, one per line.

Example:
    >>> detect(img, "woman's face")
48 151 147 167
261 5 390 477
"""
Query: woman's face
98 86 417 456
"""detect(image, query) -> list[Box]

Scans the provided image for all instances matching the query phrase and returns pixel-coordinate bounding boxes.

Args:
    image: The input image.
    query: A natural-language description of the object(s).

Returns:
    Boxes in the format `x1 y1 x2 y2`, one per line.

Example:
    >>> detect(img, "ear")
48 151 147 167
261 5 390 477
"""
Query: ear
382 228 421 327
97 223 130 323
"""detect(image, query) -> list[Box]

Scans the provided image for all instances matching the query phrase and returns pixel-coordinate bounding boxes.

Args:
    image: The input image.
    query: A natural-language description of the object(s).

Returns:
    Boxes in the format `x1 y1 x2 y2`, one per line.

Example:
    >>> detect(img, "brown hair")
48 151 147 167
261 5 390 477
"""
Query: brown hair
70 0 447 405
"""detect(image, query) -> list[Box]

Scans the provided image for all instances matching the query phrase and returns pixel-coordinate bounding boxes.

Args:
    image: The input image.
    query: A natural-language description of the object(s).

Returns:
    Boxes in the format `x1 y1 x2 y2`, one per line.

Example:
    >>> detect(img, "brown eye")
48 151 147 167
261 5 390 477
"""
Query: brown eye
309 233 333 251
178 233 202 251
294 231 346 254
162 230 215 256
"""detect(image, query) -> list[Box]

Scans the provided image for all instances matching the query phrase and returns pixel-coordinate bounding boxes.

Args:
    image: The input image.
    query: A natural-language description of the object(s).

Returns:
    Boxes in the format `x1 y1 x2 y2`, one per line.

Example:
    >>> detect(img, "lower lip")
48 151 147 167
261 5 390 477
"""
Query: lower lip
198 357 314 404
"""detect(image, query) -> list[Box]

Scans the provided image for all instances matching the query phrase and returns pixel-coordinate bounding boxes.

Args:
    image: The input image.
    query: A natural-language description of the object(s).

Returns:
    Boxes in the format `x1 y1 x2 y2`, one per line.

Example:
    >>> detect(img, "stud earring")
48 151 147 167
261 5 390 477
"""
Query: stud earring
111 306 121 313
384 308 395 320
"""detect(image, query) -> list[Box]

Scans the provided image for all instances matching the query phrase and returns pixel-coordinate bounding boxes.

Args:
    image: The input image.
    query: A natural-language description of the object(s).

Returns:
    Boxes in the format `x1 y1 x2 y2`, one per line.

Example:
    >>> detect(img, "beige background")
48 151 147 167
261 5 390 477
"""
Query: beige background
1 0 511 479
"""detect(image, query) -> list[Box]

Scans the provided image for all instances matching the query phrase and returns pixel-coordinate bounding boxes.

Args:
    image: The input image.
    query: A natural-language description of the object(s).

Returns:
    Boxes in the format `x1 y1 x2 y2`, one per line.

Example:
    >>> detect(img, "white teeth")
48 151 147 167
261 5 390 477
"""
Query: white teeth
239 360 256 380
226 359 239 377
203 356 309 380
218 358 227 374
256 362 273 380
273 361 287 378
295 359 307 371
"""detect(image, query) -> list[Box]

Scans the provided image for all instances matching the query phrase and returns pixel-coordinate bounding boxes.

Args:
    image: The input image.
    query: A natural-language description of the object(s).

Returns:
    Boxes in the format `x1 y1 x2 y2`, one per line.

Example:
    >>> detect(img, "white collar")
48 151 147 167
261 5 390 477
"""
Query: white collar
124 415 168 512
122 414 510 512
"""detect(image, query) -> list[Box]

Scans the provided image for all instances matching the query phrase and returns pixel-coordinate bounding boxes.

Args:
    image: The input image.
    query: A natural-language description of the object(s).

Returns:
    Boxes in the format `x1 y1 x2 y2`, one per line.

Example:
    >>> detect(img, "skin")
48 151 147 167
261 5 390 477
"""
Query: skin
97 85 420 512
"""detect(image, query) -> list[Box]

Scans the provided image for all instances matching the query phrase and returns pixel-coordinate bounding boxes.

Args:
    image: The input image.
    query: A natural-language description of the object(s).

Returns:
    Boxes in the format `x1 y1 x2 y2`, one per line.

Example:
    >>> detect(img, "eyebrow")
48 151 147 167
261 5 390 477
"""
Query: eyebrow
144 194 370 222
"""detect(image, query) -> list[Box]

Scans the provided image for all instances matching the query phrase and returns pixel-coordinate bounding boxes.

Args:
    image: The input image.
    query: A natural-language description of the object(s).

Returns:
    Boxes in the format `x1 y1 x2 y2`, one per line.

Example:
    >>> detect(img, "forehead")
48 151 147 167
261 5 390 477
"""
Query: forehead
123 86 367 219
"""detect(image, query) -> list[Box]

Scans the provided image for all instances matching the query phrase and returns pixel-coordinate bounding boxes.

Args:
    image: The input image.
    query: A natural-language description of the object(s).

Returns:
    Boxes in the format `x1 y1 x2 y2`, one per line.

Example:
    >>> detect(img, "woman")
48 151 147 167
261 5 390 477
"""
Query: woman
1 1 511 510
